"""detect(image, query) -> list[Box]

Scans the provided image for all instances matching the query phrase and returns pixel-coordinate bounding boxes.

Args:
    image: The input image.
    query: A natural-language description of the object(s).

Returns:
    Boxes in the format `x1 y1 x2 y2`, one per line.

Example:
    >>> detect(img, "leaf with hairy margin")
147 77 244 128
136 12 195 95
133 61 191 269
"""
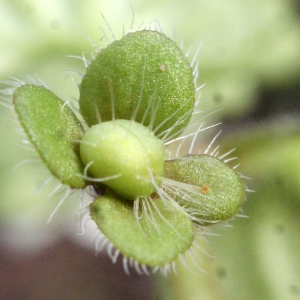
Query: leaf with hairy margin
13 84 86 188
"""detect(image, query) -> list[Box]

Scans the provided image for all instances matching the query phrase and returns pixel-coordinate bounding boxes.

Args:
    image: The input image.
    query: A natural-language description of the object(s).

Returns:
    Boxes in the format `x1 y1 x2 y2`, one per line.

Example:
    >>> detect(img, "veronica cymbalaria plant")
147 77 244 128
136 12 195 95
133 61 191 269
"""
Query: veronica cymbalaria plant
1 24 246 275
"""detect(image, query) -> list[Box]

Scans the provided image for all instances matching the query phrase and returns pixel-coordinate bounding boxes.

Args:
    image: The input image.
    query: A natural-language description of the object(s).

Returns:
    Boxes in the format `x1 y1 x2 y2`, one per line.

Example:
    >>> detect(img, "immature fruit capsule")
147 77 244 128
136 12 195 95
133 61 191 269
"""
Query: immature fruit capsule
79 119 165 200
79 30 195 139
163 155 245 224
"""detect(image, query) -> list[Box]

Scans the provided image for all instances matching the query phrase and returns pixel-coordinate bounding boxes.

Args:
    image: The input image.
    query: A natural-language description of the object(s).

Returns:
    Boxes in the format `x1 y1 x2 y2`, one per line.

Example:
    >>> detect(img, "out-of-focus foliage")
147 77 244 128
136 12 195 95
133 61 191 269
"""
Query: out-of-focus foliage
163 118 300 300
1 0 300 299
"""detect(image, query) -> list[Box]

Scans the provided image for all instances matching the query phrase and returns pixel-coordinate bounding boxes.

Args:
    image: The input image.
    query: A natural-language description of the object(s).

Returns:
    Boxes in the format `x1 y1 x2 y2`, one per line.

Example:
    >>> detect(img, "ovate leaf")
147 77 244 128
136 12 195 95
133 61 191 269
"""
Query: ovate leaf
164 155 245 224
79 30 195 139
13 84 86 188
90 191 194 267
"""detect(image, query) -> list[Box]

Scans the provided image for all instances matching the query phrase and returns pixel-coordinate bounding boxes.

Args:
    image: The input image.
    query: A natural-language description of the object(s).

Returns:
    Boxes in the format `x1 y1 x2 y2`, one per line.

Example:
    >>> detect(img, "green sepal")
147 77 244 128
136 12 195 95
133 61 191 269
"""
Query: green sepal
79 30 195 139
163 155 245 224
13 84 86 188
90 190 194 267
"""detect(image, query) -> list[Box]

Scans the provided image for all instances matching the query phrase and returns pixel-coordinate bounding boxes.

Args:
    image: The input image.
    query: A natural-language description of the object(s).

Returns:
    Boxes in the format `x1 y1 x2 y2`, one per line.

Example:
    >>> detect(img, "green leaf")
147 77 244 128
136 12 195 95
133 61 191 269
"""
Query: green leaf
163 155 245 224
90 190 194 267
80 119 165 200
13 84 86 188
79 30 195 139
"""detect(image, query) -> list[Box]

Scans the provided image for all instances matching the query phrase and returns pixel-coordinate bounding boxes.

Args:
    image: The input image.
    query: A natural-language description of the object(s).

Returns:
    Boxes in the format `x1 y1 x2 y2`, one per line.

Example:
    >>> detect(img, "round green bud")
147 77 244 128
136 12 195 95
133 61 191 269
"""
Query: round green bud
79 30 195 139
79 119 165 200
163 155 245 224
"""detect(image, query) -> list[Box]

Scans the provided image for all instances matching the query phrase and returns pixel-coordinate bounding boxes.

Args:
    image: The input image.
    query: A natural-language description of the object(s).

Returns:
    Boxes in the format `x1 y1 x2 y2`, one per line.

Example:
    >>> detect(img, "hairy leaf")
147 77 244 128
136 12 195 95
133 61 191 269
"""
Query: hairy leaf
90 191 194 267
79 30 195 139
13 84 86 188
164 155 245 224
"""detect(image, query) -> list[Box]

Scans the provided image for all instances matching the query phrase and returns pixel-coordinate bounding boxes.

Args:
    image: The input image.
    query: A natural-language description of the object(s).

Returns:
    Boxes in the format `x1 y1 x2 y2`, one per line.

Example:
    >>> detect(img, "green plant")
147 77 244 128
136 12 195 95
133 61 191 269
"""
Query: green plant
1 26 245 274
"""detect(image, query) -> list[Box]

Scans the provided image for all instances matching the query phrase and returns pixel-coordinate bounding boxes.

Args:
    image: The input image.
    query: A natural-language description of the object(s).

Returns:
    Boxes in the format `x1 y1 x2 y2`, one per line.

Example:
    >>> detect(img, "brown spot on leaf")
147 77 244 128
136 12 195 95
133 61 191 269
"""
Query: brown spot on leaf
201 185 210 195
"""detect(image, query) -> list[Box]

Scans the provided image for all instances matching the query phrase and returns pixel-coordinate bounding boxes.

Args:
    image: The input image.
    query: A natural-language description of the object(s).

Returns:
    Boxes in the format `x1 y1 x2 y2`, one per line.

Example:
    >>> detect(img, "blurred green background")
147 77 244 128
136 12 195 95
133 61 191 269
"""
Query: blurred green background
1 0 300 299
